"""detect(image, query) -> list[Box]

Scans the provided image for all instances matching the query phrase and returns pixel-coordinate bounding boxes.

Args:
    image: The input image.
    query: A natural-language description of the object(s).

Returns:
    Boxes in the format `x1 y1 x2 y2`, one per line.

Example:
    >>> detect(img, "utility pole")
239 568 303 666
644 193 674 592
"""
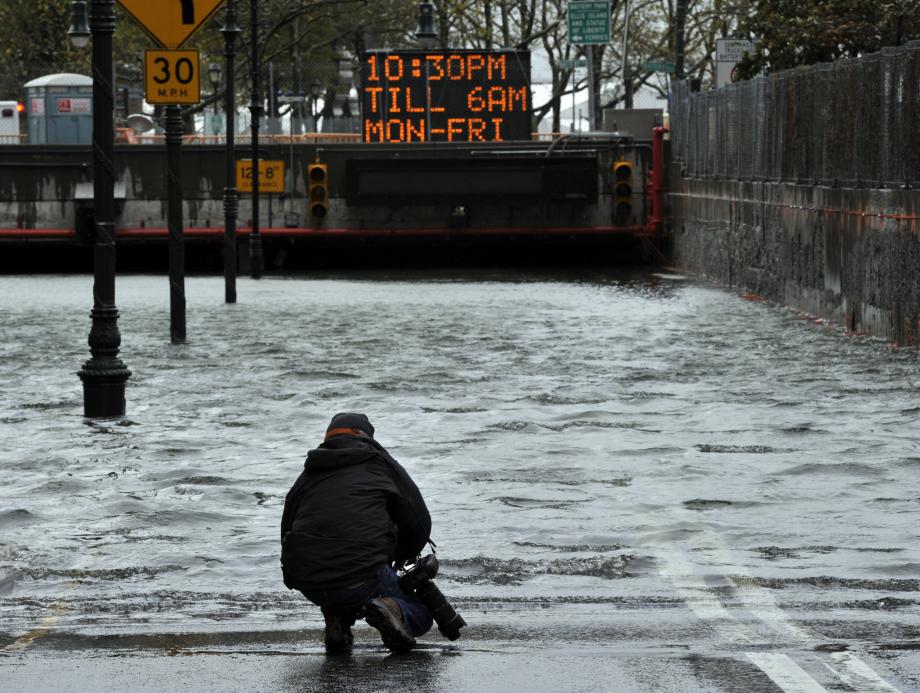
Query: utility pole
249 0 263 279
222 0 239 303
675 0 688 80
586 46 596 130
621 0 633 108
165 104 186 343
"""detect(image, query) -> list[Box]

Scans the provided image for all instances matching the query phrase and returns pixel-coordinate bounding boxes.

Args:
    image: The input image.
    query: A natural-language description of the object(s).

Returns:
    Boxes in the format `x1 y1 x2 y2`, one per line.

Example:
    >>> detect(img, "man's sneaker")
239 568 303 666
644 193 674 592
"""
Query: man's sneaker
363 597 416 653
323 613 354 655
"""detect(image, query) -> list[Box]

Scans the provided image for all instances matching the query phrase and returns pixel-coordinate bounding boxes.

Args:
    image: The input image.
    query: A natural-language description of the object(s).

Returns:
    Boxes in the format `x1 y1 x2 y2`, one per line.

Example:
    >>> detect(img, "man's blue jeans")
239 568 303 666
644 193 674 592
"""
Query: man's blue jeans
302 564 433 637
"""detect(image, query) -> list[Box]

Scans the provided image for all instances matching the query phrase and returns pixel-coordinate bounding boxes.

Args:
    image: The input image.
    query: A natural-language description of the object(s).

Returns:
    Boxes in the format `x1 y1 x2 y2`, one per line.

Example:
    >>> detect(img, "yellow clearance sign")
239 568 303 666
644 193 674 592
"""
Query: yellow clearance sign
117 0 226 49
145 50 201 104
236 160 286 194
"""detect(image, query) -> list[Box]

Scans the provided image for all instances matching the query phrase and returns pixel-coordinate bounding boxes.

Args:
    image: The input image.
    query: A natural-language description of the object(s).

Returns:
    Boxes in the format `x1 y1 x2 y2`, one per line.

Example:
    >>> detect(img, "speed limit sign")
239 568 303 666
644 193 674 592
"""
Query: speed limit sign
145 49 201 104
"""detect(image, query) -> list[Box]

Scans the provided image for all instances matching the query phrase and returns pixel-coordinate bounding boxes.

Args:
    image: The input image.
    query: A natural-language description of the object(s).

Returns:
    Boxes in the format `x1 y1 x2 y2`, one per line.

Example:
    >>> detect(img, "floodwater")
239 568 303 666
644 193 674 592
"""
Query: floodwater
0 271 919 683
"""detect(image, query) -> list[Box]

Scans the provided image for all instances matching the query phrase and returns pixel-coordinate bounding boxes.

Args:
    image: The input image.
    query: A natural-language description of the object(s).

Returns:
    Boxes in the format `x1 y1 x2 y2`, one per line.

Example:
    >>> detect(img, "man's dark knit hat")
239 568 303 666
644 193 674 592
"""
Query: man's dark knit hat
326 412 375 437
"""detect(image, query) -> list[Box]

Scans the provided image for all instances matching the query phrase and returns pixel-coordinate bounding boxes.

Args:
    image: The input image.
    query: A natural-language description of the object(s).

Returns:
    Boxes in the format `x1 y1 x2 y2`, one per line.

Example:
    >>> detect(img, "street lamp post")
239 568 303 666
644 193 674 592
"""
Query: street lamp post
68 1 90 48
221 0 239 303
71 0 131 417
414 1 438 47
248 0 263 279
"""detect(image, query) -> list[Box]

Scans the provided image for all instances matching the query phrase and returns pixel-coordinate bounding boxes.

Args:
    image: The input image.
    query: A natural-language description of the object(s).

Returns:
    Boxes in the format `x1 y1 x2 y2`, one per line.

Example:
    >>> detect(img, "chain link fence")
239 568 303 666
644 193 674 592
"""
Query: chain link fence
671 41 920 188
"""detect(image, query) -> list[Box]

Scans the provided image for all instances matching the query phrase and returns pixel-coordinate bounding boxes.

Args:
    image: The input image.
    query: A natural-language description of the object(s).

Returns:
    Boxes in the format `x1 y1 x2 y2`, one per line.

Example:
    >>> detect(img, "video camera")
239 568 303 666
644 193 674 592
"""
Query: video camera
398 554 466 641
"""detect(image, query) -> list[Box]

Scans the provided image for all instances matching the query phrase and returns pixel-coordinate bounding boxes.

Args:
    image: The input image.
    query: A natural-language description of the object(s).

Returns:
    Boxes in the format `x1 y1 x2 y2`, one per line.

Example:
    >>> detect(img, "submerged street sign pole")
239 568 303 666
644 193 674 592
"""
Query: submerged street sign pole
78 0 132 418
248 0 263 279
165 104 186 343
119 0 223 337
143 48 201 343
144 50 201 343
116 0 247 292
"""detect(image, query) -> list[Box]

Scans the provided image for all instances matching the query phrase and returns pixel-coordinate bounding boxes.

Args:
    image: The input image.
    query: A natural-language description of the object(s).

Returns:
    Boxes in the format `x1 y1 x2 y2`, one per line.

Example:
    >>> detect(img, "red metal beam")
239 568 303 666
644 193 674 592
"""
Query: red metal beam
0 228 76 239
644 126 668 237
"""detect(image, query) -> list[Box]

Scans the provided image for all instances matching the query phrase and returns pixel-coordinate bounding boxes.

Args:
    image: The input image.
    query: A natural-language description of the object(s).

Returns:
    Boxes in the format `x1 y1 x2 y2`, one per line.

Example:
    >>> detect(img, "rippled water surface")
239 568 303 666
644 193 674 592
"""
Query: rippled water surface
0 271 918 636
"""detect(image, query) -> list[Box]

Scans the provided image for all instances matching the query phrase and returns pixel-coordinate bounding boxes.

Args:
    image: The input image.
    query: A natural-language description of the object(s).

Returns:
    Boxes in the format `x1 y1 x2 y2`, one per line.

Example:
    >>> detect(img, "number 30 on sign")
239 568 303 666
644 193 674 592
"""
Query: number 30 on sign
145 50 201 104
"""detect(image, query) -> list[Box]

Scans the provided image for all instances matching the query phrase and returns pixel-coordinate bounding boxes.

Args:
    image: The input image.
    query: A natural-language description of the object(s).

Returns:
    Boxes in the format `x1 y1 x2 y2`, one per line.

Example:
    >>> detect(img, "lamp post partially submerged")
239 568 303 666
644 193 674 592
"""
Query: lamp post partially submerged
72 0 131 417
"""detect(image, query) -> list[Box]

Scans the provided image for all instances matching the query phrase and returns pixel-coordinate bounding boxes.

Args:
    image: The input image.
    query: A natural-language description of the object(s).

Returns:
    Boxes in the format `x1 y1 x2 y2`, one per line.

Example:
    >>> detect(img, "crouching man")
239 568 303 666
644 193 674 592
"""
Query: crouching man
280 413 434 654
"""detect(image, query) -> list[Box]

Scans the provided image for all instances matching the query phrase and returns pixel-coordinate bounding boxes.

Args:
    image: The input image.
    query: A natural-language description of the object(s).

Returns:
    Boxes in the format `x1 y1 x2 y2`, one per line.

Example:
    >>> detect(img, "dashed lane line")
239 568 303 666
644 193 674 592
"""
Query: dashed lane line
747 653 830 693
827 652 902 693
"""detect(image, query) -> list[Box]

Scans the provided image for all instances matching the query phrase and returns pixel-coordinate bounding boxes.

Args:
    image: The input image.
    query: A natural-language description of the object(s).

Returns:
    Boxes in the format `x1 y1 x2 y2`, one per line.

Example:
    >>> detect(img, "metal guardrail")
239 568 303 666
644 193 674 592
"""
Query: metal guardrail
115 132 570 145
670 41 920 188
115 130 363 145
1 131 592 146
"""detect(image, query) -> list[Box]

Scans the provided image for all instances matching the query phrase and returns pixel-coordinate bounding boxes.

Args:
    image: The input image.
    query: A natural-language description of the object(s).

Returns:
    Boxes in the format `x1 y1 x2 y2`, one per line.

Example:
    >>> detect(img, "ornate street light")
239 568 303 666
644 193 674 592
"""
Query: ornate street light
207 61 222 137
71 0 131 417
68 0 91 49
414 1 438 47
208 62 222 90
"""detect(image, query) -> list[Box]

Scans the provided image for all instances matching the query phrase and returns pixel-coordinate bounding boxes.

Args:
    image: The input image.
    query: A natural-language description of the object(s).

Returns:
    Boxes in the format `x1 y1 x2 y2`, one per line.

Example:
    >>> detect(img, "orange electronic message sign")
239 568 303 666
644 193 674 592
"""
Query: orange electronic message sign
361 50 531 143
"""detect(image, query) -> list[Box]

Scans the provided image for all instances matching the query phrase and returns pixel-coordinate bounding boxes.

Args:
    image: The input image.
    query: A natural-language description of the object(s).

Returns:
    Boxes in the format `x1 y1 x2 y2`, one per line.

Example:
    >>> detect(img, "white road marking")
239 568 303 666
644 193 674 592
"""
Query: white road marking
746 653 829 693
827 652 901 692
649 516 903 693
2 580 75 653
3 603 70 652
654 547 755 644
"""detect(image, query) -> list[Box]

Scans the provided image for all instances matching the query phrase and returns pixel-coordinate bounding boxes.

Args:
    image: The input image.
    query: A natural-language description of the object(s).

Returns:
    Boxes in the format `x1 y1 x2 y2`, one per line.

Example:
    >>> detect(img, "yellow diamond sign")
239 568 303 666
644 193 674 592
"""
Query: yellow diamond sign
117 0 226 49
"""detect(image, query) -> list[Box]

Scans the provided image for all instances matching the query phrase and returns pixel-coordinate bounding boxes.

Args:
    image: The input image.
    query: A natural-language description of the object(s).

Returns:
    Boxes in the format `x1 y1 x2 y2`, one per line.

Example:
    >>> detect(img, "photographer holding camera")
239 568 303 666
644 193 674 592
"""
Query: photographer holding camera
280 413 435 654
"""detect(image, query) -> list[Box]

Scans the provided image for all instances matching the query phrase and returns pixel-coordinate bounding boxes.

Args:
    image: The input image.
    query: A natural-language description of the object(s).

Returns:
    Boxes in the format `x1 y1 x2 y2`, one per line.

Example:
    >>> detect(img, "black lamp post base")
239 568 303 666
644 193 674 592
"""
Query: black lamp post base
80 377 129 418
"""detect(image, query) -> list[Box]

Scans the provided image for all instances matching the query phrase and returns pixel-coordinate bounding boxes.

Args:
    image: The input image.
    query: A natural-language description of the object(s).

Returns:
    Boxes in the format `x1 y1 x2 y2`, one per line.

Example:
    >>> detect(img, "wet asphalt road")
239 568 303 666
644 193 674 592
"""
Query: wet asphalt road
1 271 919 691
2 602 918 692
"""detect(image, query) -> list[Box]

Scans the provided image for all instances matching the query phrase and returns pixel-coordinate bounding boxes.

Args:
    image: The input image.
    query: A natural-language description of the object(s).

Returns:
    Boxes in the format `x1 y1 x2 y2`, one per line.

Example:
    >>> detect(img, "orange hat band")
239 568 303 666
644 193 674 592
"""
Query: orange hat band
325 427 367 440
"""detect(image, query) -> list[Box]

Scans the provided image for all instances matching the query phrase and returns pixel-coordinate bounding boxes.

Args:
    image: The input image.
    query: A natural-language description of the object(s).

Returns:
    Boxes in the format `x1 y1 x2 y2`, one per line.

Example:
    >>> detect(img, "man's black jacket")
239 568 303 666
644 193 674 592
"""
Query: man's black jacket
280 434 431 590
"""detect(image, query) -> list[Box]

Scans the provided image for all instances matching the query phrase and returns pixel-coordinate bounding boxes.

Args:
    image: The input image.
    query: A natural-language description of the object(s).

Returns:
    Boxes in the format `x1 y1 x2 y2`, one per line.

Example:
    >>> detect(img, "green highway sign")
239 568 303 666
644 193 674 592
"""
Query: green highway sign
567 1 611 46
641 60 676 74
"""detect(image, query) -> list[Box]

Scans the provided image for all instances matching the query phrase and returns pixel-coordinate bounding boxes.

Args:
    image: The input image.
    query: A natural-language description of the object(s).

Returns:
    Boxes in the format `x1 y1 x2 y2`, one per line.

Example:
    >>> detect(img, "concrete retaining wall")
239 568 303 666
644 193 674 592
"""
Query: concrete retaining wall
670 174 920 345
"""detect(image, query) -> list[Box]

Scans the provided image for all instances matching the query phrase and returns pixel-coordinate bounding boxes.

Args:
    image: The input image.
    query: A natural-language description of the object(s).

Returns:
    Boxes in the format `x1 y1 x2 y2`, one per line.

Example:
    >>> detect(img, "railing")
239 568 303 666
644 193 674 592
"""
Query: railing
113 131 576 145
115 130 363 145
0 130 600 147
670 40 920 188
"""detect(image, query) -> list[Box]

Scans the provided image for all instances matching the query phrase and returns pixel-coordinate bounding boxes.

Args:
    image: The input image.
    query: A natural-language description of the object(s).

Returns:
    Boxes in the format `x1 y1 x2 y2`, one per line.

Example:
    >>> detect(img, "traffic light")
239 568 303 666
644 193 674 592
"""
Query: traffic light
307 163 329 220
613 160 633 224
